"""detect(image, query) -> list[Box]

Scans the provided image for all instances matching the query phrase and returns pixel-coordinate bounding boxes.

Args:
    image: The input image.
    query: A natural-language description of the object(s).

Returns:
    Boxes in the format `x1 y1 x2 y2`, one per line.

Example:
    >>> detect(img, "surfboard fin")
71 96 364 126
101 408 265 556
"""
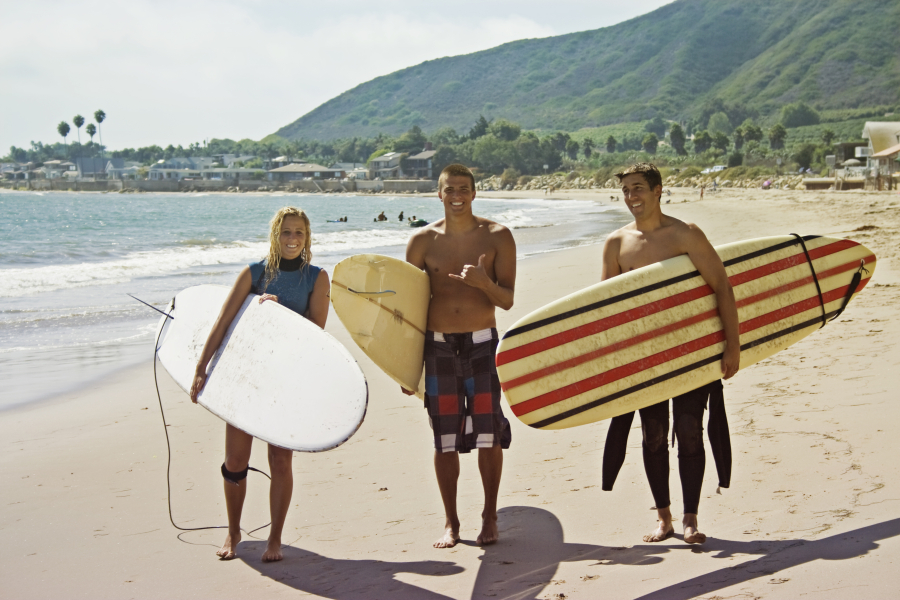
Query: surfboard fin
829 259 868 323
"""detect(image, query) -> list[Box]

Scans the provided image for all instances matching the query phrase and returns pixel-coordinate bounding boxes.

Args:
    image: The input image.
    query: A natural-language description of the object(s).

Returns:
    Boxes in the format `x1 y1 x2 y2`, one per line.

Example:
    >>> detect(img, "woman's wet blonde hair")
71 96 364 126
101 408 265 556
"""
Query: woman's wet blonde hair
262 206 312 290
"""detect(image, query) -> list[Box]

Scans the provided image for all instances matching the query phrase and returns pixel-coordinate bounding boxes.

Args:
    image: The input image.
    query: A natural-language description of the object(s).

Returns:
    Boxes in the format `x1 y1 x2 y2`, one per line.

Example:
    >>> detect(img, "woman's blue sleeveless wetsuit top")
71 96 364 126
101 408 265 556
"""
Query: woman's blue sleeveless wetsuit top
248 258 321 317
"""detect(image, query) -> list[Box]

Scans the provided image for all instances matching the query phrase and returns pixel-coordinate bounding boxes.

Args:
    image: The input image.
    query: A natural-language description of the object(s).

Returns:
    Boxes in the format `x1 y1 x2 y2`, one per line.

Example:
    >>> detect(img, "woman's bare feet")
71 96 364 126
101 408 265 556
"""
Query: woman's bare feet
682 514 706 544
217 531 241 560
642 520 675 543
261 537 284 562
476 516 499 546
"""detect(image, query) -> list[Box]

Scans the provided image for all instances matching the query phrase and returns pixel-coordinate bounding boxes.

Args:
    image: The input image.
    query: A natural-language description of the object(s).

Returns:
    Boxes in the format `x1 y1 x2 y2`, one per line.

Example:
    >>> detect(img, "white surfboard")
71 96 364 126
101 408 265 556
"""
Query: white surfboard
155 285 368 452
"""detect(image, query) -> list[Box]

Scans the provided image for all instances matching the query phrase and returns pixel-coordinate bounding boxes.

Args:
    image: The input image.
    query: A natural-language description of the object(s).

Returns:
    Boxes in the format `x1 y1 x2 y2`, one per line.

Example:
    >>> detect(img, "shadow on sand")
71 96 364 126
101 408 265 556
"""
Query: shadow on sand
472 506 673 599
632 518 900 599
232 509 900 598
238 506 676 599
238 542 463 599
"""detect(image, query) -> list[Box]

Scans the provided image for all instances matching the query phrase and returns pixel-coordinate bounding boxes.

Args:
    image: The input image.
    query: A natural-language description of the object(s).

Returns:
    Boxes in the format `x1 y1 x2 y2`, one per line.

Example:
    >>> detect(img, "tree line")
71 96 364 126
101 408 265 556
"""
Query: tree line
6 98 873 176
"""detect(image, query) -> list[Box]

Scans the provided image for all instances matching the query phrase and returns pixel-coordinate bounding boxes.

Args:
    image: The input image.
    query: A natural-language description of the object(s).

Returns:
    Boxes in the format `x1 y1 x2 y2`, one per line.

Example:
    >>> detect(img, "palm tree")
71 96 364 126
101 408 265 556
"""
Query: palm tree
94 110 106 157
582 137 594 159
73 114 85 145
86 123 97 148
57 121 70 155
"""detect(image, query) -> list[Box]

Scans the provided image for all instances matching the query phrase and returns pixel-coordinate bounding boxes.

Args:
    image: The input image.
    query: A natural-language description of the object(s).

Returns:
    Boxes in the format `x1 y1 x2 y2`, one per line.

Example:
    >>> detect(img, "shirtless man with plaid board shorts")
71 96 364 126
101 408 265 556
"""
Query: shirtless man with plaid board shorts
403 163 516 548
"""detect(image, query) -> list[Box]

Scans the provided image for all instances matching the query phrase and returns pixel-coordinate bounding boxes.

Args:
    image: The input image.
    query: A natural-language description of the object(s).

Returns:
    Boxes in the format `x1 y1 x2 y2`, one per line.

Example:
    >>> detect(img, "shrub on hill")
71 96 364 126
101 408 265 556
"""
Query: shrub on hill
780 102 821 128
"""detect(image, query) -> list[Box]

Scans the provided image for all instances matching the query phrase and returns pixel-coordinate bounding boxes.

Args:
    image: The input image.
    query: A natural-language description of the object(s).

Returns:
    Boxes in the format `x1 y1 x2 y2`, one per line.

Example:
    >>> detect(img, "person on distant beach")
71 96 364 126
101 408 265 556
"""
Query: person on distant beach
398 211 404 221
402 163 516 548
599 163 740 545
700 184 705 200
189 206 330 562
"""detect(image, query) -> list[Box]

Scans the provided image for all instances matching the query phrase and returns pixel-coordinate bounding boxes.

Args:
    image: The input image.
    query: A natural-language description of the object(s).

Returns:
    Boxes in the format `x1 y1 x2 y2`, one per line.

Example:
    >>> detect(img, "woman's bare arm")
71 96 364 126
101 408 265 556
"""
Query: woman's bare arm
306 270 330 329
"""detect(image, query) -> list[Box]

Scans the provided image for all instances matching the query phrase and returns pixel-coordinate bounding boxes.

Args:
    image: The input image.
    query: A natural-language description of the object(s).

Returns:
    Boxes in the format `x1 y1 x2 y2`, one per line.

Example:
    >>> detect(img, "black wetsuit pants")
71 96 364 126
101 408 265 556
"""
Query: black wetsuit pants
640 386 708 515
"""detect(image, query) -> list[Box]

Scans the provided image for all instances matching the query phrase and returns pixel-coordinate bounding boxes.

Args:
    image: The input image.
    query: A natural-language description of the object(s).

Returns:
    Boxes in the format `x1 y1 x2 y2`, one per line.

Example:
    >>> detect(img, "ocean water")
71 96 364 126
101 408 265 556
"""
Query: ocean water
0 190 628 410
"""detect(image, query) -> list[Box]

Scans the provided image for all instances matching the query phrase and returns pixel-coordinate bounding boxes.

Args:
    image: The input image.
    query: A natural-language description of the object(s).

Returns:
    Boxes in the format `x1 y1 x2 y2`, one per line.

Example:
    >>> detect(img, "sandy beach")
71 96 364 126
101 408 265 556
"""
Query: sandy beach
4 187 900 599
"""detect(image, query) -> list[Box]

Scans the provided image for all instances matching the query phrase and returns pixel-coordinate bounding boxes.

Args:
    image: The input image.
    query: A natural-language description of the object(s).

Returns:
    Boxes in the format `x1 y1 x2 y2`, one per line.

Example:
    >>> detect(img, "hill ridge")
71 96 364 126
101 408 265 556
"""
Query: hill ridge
275 0 900 141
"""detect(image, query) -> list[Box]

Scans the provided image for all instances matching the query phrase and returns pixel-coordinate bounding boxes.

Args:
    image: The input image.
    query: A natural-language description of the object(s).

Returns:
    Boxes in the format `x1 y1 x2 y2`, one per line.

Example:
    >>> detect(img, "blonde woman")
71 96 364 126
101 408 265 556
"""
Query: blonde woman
189 206 330 562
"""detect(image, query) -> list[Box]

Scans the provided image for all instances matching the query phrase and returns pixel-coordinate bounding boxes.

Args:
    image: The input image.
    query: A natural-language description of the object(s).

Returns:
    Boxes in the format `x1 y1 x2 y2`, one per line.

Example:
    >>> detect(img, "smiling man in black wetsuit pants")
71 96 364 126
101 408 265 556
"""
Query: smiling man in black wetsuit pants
599 163 741 545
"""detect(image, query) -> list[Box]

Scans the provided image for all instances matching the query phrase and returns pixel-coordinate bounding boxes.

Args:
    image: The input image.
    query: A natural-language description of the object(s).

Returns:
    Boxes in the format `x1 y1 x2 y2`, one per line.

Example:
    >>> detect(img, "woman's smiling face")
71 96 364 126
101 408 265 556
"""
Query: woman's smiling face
279 215 307 260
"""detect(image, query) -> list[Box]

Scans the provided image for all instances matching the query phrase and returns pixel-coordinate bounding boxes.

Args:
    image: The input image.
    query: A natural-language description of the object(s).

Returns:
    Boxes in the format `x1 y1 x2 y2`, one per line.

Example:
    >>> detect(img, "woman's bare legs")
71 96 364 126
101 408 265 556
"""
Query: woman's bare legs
263 444 293 562
218 424 253 559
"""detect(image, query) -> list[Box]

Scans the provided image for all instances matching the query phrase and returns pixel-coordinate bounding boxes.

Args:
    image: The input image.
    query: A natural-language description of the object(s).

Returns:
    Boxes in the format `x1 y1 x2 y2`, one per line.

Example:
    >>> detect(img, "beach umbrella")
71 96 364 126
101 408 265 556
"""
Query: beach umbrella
842 158 862 166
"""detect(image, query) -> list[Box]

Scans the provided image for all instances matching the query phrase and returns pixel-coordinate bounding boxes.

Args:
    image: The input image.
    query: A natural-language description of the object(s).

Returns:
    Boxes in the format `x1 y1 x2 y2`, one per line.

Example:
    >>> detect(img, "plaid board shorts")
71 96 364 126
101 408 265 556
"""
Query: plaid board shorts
424 328 512 453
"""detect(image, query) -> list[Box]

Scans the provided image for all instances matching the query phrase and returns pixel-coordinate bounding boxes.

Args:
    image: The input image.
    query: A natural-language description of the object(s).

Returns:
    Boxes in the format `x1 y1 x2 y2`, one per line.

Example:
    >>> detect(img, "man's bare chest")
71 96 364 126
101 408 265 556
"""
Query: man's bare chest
619 233 683 272
424 236 495 276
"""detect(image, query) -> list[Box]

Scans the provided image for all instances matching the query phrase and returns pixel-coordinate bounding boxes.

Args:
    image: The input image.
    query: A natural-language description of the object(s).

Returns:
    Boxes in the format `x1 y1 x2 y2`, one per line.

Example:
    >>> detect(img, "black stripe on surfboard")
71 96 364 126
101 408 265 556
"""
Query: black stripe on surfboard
527 309 836 429
503 235 821 341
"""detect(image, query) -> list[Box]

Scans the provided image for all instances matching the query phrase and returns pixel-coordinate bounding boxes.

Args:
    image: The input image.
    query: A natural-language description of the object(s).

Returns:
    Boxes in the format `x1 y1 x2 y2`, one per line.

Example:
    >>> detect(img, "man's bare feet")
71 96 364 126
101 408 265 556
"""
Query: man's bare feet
682 514 706 544
261 538 284 562
217 531 240 560
476 516 499 546
434 526 460 549
642 520 675 543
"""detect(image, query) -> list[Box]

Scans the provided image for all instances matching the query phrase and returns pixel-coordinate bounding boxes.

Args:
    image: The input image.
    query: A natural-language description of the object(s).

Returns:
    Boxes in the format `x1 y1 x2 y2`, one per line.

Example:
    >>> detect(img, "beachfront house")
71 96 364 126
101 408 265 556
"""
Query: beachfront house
148 164 264 181
213 154 257 168
105 159 142 180
38 160 76 179
861 121 900 189
75 157 109 180
269 156 305 169
405 150 436 179
862 122 900 165
330 162 368 180
148 157 216 180
201 167 266 181
267 163 346 182
368 152 403 179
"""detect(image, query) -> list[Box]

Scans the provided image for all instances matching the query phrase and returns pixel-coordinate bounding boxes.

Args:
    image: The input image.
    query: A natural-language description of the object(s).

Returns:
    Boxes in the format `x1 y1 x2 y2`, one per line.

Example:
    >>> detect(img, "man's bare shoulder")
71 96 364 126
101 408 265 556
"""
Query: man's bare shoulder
608 222 637 240
409 218 445 242
475 217 515 241
667 217 709 243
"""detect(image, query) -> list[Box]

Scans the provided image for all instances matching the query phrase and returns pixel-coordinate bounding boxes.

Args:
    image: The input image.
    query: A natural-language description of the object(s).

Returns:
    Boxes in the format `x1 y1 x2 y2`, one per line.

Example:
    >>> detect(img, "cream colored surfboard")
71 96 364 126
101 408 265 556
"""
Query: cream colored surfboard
331 254 430 397
497 235 876 430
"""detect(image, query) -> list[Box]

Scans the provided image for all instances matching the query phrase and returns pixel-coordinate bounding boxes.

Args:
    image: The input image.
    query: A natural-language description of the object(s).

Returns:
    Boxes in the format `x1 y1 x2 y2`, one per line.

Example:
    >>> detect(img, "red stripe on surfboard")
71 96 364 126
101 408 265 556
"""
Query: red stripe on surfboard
736 254 876 309
496 239 861 368
510 277 870 418
501 255 875 393
496 284 712 367
728 239 859 287
502 309 720 391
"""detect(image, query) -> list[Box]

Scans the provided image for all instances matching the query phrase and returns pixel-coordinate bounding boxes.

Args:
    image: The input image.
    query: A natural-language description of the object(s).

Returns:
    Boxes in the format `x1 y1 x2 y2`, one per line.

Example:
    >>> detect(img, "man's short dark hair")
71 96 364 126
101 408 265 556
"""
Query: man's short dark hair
439 163 475 191
615 162 662 191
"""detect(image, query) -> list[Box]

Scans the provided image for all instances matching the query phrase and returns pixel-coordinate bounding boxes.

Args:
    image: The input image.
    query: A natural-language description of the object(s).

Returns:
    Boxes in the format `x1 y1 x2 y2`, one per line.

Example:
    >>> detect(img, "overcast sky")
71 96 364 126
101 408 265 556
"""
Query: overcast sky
1 0 674 151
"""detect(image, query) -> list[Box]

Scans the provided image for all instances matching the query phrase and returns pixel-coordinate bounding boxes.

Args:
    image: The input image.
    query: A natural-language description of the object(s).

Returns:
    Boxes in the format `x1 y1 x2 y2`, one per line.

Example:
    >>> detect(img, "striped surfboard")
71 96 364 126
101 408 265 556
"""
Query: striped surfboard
496 235 876 430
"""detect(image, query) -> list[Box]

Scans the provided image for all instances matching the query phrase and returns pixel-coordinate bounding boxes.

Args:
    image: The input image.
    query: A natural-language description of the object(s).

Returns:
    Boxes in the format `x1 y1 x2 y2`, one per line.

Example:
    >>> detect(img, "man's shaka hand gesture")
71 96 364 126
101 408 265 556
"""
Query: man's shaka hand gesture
449 254 491 290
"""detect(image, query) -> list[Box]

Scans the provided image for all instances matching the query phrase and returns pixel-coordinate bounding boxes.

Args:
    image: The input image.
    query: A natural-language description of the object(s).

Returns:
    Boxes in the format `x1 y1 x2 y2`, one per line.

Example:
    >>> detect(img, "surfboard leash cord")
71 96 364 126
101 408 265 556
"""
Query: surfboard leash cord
146 296 272 537
789 234 867 327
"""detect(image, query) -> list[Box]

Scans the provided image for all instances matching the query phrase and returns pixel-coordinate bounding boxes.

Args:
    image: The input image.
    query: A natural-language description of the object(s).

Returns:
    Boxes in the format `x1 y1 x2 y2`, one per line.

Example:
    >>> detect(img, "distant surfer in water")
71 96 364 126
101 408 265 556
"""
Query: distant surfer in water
189 206 331 562
599 163 740 545
402 163 517 548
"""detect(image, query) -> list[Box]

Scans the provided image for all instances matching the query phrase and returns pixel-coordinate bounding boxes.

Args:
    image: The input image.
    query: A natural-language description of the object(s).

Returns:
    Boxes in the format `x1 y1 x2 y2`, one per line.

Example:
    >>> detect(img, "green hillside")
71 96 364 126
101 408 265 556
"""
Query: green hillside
275 0 900 141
